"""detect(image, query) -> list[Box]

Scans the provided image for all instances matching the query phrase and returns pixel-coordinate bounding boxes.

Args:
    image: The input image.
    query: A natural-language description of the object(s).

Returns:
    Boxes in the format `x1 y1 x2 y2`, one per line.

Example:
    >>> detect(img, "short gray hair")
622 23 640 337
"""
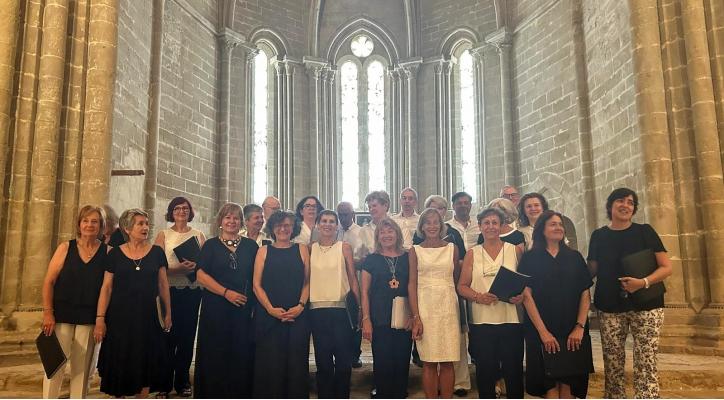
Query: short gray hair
423 195 448 209
119 208 150 241
486 198 518 225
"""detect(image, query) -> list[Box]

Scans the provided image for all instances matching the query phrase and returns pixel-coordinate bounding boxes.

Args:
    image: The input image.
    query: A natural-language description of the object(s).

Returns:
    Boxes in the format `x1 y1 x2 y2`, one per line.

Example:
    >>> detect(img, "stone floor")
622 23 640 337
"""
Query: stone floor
2 330 724 398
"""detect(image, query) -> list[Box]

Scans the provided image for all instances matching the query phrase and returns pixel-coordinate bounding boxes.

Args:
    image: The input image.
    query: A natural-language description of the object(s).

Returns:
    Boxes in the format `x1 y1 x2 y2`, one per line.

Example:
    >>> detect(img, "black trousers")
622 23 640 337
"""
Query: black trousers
253 314 310 398
310 308 354 398
371 325 412 399
468 323 524 399
162 287 201 393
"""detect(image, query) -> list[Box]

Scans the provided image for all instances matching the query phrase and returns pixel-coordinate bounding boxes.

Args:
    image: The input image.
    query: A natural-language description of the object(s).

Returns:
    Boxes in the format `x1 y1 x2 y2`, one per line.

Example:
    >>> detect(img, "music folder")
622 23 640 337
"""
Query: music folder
488 266 530 303
173 236 201 282
542 336 592 378
36 331 67 379
621 248 666 303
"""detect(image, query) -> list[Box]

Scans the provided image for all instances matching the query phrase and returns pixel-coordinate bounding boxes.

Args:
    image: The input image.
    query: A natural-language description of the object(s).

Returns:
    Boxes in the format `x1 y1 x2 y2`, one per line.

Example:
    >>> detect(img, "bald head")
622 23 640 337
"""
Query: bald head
262 196 281 220
336 201 355 230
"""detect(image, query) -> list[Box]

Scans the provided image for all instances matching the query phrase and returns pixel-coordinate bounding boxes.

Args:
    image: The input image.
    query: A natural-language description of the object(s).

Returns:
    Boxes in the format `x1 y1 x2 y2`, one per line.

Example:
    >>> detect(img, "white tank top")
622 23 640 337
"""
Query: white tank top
309 241 349 308
469 242 520 324
163 227 203 288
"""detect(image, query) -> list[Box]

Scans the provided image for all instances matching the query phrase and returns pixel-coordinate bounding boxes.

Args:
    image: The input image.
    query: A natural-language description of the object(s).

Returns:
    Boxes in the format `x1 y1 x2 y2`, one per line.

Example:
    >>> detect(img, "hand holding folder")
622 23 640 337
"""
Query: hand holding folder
173 236 201 282
36 331 67 379
488 266 530 303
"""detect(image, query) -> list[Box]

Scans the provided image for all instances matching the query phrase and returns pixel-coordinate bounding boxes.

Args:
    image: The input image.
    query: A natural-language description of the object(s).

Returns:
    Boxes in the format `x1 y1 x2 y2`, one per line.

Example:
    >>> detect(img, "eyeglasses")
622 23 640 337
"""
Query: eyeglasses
502 193 520 199
173 206 190 212
303 204 317 209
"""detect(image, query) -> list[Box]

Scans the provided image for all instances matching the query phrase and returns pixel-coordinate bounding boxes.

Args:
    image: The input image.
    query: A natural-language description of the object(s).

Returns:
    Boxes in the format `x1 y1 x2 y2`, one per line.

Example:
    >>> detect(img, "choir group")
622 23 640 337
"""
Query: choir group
40 185 671 399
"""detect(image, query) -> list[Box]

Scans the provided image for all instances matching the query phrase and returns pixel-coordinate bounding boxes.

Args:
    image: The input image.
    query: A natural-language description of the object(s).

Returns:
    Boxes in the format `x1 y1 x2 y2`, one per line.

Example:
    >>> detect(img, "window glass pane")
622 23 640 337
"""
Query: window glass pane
367 61 386 192
459 50 477 202
340 61 360 207
252 50 269 204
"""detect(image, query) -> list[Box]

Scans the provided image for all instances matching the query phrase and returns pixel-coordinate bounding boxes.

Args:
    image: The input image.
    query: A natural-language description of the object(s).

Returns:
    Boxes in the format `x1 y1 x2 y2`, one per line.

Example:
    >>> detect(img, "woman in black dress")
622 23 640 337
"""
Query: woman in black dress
193 202 258 398
361 218 412 398
252 210 311 398
519 210 594 398
95 208 172 398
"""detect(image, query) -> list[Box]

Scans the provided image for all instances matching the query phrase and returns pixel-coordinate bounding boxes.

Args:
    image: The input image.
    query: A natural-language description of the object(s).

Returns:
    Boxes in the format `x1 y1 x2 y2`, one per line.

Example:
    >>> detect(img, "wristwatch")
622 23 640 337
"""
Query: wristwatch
575 322 585 329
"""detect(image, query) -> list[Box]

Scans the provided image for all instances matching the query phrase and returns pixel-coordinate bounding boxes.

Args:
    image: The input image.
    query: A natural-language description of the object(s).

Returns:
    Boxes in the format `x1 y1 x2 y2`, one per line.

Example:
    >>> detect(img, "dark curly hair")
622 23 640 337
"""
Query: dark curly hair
517 192 549 227
295 195 324 221
265 210 301 241
165 196 195 222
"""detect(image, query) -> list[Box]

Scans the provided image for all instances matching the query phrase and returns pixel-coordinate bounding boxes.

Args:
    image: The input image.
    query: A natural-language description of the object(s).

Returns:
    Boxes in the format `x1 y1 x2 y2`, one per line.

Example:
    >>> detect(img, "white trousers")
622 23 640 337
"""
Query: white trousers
453 331 471 390
42 323 95 399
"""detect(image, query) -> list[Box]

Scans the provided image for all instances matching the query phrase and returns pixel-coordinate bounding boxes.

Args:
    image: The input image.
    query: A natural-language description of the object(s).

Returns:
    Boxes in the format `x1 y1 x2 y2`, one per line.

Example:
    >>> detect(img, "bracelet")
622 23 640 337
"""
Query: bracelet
298 301 306 307
575 322 585 329
643 277 650 289
223 288 228 297
96 315 105 318
362 316 370 321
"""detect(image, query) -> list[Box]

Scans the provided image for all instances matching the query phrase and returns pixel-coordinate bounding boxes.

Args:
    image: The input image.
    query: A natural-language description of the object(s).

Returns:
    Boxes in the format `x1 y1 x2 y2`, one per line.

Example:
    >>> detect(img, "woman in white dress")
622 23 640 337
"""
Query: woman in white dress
409 208 461 398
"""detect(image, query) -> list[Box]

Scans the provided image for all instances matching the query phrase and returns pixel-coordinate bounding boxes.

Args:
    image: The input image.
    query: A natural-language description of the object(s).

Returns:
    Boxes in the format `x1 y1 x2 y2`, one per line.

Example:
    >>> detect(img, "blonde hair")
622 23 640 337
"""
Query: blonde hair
423 195 448 209
119 208 150 241
215 202 244 231
76 205 106 237
374 217 404 254
416 208 448 240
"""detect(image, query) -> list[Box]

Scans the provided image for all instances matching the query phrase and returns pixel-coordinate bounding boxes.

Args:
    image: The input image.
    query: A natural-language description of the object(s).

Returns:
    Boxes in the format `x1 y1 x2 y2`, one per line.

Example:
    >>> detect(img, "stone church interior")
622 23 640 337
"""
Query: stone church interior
1 0 724 397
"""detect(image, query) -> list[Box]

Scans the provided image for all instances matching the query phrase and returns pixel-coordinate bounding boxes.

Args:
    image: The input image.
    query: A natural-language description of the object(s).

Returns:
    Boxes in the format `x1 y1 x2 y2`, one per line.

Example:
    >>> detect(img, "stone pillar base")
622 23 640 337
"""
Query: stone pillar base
660 307 724 356
1 311 42 332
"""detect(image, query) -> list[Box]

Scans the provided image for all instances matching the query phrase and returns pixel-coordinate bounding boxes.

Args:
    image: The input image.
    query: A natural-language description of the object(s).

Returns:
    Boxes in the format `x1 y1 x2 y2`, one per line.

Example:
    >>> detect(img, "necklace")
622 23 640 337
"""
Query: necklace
222 236 241 248
318 241 336 254
132 258 142 271
384 255 399 289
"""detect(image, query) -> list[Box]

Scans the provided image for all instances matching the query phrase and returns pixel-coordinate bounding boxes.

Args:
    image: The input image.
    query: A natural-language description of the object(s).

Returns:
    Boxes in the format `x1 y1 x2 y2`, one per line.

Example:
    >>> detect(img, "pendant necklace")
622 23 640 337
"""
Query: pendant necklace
385 255 399 289
132 258 142 271
318 241 336 254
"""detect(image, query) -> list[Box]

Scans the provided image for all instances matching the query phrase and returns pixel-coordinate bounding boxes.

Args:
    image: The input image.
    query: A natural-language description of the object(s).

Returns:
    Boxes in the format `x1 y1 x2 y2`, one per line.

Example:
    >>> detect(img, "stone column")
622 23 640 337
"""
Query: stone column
681 0 724 306
629 0 686 305
1 0 45 317
388 67 401 203
303 58 327 203
399 60 421 189
274 59 296 207
21 0 71 308
469 45 488 203
486 28 516 186
239 44 258 202
142 0 164 227
215 28 243 212
0 0 21 213
324 67 338 205
433 58 453 197
707 0 724 166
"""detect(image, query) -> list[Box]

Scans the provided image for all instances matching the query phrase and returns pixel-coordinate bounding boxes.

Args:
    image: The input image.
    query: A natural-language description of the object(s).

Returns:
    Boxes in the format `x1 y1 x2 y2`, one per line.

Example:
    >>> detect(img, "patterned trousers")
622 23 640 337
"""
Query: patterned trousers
598 308 664 399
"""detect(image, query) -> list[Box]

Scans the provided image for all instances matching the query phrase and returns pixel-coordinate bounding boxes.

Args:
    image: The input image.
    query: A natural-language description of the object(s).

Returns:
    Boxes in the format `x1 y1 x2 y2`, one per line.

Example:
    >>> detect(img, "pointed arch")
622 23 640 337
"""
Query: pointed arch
249 27 290 58
326 17 400 65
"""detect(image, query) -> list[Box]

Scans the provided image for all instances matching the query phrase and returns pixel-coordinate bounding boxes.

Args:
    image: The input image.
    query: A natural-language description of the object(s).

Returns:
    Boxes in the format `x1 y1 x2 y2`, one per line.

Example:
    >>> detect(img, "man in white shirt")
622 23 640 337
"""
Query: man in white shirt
390 187 420 249
336 201 361 251
357 190 391 263
447 191 481 251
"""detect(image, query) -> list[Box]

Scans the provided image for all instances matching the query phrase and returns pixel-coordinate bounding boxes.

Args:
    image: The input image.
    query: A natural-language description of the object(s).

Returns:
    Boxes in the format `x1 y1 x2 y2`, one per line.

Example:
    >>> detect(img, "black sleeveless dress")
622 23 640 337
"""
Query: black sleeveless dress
98 245 168 397
253 244 310 398
194 237 258 398
53 240 108 325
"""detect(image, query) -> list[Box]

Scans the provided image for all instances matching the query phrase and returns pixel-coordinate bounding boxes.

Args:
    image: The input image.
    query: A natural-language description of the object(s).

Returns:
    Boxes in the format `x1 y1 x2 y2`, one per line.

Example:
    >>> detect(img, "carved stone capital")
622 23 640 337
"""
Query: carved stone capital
217 27 244 52
485 27 512 54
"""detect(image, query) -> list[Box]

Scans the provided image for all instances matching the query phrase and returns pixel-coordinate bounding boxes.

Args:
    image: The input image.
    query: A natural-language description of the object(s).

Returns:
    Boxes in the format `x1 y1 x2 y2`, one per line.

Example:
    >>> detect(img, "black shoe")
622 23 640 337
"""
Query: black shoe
176 384 192 397
453 388 468 397
352 358 363 368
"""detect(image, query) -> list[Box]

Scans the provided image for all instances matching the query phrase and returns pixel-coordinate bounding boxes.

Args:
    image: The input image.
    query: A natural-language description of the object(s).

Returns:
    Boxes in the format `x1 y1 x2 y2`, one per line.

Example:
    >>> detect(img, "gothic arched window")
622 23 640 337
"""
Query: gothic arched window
337 35 389 209
458 49 478 202
252 49 270 204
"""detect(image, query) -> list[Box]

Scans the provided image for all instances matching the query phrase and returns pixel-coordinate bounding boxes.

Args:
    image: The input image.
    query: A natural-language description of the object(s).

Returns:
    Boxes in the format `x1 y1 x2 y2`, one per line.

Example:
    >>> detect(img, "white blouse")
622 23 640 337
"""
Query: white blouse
468 243 520 325
309 241 349 308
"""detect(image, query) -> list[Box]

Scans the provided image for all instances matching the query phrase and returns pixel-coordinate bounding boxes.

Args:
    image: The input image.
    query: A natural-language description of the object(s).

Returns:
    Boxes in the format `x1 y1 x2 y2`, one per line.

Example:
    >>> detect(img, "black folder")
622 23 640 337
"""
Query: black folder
173 236 201 282
488 266 530 303
36 331 67 379
621 248 666 303
542 335 592 378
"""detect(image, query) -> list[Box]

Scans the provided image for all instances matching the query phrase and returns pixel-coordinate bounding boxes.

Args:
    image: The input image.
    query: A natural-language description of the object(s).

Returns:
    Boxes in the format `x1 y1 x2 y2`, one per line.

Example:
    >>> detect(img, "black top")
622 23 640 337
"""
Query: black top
197 237 258 308
108 228 126 247
587 223 666 312
518 247 593 338
362 253 410 327
53 240 108 325
413 223 466 261
477 229 525 246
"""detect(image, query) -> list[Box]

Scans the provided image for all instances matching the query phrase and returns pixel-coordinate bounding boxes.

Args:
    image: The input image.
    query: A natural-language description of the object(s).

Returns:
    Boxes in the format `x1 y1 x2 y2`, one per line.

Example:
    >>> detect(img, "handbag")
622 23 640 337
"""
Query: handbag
391 296 410 329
